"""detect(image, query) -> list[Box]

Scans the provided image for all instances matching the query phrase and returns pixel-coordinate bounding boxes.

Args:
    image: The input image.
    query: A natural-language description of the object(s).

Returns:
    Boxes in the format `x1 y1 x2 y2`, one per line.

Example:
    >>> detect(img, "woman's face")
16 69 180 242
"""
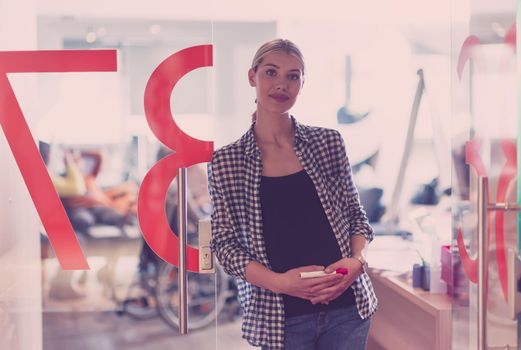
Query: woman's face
248 51 304 116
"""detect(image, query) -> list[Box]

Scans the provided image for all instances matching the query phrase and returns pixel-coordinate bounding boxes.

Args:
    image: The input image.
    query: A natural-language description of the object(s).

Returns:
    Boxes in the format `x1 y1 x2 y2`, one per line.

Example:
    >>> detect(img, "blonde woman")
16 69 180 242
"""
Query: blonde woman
209 39 377 350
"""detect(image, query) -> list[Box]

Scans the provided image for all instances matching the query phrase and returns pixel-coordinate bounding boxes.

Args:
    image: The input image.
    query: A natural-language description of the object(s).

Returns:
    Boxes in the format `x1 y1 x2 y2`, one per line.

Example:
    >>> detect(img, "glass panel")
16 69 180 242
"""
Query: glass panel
0 2 42 350
32 9 217 350
451 0 519 349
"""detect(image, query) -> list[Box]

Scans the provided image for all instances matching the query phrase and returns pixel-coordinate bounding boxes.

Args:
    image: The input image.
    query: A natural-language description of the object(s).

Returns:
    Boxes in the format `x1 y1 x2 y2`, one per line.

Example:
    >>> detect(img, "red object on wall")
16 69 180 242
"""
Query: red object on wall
0 50 117 270
138 45 214 272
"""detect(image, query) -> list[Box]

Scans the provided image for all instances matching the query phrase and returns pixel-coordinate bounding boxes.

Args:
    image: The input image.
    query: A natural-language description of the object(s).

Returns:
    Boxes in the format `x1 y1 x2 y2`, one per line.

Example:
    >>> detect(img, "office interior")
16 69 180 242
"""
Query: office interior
0 0 518 349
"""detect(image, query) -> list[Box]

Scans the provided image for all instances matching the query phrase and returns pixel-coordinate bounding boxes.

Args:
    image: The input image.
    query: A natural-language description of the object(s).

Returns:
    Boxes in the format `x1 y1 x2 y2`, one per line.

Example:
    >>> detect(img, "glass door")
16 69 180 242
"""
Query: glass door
37 15 220 350
451 0 520 348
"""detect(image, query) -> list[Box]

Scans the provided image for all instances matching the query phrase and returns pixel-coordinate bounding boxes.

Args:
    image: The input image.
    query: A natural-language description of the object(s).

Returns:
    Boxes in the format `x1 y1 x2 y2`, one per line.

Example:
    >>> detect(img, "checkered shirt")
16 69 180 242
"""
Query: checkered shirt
208 117 378 349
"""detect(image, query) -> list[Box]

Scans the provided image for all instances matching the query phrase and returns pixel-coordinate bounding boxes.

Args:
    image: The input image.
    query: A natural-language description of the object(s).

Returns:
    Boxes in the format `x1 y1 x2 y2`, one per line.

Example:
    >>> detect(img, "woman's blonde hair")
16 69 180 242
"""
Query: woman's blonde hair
251 38 305 75
251 39 305 122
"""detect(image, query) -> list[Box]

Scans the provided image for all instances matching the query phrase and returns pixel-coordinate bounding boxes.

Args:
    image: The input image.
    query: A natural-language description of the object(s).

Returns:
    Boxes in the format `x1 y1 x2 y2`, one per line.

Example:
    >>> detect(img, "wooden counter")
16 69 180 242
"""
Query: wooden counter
367 269 452 350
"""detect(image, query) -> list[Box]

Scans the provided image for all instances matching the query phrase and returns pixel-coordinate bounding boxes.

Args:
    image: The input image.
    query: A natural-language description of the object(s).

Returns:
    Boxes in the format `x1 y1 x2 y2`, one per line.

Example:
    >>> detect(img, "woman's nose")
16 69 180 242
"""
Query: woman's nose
272 74 287 89
274 80 287 91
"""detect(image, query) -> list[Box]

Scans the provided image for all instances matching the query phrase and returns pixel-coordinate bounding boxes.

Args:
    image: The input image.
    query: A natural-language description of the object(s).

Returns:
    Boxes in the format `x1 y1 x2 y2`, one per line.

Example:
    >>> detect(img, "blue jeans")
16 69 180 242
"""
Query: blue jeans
262 304 371 350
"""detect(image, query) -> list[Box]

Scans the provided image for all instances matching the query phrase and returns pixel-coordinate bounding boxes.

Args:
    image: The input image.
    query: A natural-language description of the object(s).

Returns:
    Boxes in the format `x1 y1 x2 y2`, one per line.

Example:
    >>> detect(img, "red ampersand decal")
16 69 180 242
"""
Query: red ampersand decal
0 50 117 269
456 26 517 301
138 45 213 272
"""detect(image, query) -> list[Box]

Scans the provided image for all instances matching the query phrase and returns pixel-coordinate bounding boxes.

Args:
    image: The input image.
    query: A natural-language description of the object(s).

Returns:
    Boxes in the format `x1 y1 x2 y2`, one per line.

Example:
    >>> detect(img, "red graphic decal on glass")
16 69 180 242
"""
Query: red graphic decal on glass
138 45 213 272
455 26 517 301
0 50 117 269
496 26 516 302
494 140 516 301
457 140 490 284
456 228 477 283
456 35 481 80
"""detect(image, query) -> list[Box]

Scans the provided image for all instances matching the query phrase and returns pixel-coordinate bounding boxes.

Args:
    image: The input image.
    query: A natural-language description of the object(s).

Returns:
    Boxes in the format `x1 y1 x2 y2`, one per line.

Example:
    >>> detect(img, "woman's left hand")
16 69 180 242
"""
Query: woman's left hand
309 257 364 305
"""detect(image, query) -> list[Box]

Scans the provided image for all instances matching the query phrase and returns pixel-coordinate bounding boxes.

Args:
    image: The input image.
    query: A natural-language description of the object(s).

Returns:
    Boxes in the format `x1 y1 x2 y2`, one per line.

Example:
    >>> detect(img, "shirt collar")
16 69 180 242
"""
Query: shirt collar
243 115 309 157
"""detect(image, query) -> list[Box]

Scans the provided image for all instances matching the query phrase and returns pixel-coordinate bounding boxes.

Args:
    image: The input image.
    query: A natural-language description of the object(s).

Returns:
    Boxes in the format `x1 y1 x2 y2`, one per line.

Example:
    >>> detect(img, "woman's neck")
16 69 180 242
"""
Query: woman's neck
253 111 294 146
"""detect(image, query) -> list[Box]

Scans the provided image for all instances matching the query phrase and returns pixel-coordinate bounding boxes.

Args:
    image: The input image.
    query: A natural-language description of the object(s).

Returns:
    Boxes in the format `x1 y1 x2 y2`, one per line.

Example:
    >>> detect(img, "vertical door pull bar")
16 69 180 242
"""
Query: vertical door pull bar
477 176 488 350
477 176 521 349
178 168 188 334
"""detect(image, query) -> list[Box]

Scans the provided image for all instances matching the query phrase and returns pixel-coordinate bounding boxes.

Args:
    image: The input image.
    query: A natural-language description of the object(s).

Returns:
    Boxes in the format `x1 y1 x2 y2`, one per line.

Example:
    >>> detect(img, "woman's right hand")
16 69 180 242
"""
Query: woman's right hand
276 265 344 301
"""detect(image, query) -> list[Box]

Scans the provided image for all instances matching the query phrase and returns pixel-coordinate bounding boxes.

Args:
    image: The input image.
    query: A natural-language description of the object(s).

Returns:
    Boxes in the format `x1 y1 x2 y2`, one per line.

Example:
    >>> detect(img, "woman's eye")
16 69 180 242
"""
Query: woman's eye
265 69 277 77
288 74 301 81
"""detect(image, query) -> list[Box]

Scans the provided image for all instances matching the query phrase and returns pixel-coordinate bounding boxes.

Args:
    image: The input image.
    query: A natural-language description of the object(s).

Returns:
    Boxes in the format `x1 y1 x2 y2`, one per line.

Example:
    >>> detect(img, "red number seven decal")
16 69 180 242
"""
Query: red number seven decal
138 45 213 272
0 50 117 269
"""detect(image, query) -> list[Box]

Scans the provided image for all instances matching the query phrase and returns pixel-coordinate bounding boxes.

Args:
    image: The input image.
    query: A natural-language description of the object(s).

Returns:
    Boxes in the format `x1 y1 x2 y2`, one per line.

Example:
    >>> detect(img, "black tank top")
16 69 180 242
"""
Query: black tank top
260 169 355 317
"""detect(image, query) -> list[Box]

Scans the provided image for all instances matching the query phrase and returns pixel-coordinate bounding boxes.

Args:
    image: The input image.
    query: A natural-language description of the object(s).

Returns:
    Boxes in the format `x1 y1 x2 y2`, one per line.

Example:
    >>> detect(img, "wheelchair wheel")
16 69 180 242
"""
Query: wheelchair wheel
155 262 228 331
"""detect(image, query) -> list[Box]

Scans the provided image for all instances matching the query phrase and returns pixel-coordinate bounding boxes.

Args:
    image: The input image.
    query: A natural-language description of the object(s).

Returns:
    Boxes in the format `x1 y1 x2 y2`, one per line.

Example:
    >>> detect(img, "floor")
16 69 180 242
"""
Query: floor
43 311 255 350
42 247 256 350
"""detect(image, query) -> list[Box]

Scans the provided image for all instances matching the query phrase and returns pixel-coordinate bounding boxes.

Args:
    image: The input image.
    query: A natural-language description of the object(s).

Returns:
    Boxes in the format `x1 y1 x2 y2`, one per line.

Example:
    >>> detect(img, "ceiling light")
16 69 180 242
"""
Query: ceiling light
85 31 97 43
491 22 506 37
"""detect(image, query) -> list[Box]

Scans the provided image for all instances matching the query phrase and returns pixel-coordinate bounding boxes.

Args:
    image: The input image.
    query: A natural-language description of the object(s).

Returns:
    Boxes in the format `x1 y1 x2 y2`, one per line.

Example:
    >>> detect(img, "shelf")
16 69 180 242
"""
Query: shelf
367 268 452 350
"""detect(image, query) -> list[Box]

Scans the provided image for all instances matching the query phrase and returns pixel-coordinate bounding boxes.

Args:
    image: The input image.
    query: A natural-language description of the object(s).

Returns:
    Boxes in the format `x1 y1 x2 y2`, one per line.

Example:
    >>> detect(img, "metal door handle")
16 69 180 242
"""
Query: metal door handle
477 176 521 349
477 176 488 350
178 168 188 335
178 170 216 335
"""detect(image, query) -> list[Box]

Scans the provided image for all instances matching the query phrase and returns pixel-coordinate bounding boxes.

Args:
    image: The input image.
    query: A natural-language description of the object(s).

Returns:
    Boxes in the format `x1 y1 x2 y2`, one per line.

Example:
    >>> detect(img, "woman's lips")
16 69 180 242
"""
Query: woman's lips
269 93 289 102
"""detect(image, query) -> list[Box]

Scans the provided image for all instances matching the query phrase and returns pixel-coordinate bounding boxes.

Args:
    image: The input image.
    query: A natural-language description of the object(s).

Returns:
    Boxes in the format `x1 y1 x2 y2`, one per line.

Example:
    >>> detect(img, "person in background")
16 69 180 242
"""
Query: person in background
39 141 87 198
39 141 88 299
61 150 137 234
208 39 377 350
39 142 138 299
40 142 136 234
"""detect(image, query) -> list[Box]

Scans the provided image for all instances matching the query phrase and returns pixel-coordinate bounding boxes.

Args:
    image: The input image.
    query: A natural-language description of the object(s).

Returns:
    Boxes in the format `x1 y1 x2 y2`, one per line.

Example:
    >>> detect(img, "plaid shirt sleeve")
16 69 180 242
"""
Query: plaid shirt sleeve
208 151 253 280
333 130 375 243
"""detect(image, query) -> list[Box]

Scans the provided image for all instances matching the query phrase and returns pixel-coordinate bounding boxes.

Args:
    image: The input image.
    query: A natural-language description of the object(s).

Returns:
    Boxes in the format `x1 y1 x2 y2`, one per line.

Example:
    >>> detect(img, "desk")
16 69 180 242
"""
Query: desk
367 269 452 350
